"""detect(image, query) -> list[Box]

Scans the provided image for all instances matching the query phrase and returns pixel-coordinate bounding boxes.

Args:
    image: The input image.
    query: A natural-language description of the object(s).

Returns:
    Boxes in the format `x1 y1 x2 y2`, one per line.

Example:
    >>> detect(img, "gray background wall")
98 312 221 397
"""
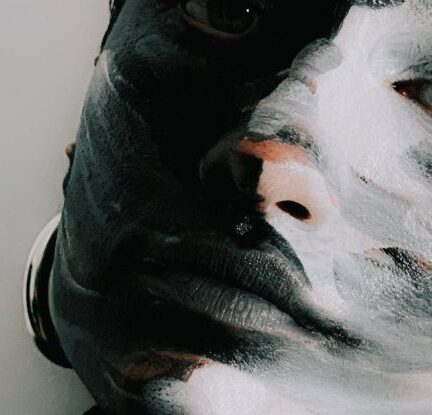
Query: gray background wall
0 1 109 413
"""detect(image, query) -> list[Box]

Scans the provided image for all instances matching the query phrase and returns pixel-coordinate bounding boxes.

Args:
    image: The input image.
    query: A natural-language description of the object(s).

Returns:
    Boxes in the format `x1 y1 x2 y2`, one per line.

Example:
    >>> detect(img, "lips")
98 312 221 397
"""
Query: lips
111 230 363 346
140 271 304 339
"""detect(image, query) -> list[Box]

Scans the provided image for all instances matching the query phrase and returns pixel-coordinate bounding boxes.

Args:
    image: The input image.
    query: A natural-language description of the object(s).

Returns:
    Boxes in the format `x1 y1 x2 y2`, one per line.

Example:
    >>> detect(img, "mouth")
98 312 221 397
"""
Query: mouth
140 271 304 340
110 230 363 347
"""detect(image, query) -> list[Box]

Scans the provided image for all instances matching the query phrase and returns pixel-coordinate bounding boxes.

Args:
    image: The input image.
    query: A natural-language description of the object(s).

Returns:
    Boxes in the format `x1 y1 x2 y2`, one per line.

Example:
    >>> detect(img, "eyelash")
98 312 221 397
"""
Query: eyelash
392 79 432 116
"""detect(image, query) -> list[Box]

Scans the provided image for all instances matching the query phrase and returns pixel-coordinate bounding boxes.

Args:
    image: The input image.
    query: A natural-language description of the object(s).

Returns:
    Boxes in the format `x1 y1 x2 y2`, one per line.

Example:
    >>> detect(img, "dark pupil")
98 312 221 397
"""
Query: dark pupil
208 0 255 34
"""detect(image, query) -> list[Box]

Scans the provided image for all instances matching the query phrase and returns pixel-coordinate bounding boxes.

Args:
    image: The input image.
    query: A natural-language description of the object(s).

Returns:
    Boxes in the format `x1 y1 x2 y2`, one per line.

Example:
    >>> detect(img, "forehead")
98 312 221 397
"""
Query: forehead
336 0 431 48
327 0 432 92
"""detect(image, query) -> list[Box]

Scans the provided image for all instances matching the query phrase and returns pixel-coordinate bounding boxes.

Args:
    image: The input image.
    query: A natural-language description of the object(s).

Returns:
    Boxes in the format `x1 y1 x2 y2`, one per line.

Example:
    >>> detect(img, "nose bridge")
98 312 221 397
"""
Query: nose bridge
237 139 310 164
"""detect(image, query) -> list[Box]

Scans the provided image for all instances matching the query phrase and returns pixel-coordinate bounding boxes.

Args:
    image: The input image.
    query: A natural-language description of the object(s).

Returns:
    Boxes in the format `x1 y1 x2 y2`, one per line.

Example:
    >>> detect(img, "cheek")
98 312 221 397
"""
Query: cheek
315 59 431 202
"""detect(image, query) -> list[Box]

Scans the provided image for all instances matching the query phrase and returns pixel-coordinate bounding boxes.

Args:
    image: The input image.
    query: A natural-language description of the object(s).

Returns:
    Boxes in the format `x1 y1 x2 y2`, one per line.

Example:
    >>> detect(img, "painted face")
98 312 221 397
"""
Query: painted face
50 1 432 414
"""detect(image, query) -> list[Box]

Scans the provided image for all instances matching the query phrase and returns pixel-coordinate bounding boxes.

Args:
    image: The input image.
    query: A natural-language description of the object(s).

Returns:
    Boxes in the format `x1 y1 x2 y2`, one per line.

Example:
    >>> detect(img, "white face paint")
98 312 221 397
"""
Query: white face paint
149 2 432 414
258 3 432 310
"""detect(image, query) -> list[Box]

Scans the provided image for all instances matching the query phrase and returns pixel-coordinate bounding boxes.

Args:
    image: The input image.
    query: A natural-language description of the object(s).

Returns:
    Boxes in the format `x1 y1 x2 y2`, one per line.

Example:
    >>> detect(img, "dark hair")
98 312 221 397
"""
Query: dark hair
100 0 126 50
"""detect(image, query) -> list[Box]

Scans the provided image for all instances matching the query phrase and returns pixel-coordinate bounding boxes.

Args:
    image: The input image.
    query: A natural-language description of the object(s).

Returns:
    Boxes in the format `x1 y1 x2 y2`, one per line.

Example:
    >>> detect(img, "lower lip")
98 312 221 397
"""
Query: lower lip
138 271 310 341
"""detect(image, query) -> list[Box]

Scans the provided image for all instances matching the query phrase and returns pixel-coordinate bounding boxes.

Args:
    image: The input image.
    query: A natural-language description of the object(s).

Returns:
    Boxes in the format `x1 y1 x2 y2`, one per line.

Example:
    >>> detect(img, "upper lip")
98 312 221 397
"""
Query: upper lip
110 230 363 346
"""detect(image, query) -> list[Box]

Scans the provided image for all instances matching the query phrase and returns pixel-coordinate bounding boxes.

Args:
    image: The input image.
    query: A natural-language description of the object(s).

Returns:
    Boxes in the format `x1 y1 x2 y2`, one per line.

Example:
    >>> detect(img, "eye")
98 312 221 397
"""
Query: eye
179 0 260 40
393 79 432 115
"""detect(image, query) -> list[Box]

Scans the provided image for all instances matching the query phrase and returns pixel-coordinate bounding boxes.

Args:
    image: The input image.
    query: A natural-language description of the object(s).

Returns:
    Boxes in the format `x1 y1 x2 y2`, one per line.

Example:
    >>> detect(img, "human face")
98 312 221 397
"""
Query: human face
52 1 432 414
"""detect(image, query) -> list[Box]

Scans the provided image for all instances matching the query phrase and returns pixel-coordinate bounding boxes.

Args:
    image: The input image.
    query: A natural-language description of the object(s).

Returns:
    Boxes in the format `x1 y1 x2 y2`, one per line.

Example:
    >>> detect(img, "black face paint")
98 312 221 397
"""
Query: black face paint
50 0 351 411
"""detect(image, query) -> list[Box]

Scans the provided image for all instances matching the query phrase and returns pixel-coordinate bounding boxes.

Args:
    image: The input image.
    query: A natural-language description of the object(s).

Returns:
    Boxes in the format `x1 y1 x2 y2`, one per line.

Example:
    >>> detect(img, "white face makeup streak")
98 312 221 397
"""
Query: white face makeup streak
261 0 432 309
149 2 432 414
148 365 314 415
314 2 432 276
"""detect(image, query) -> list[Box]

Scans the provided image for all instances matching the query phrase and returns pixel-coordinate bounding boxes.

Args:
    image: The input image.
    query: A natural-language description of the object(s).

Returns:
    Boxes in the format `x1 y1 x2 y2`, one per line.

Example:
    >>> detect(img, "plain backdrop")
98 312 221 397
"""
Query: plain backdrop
0 1 109 413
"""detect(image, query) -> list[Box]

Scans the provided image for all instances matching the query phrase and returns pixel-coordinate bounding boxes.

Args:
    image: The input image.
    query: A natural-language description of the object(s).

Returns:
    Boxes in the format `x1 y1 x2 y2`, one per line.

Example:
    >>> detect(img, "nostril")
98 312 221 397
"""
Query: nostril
276 200 312 221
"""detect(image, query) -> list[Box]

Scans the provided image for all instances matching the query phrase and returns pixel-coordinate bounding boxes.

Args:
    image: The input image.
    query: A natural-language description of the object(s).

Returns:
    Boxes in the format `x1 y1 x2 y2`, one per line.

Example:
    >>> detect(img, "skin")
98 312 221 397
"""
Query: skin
50 0 432 413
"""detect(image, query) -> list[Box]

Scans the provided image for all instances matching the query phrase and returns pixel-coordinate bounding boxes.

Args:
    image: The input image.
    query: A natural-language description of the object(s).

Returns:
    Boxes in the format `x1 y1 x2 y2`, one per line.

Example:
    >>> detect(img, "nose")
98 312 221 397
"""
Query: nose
238 139 337 228
201 136 337 230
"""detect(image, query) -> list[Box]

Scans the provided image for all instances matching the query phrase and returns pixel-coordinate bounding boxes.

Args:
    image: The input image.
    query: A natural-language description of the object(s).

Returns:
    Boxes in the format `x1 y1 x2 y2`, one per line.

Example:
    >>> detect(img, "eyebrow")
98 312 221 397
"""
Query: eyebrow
408 61 432 79
369 33 432 79
353 0 405 8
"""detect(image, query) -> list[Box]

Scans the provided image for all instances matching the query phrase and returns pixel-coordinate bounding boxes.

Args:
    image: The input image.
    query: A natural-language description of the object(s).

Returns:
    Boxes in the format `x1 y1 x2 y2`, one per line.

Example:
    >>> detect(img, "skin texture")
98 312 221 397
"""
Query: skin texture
50 0 432 414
